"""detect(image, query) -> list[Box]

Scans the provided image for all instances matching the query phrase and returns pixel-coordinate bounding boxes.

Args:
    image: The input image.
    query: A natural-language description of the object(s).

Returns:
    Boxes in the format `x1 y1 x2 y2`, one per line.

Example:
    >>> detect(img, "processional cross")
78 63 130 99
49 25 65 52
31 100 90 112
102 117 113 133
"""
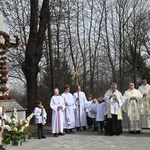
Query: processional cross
74 68 79 87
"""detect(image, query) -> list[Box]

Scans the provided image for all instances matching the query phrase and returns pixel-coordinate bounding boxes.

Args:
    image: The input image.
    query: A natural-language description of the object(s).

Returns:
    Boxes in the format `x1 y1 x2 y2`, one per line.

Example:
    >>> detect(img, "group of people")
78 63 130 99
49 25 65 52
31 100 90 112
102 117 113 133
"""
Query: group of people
34 79 150 138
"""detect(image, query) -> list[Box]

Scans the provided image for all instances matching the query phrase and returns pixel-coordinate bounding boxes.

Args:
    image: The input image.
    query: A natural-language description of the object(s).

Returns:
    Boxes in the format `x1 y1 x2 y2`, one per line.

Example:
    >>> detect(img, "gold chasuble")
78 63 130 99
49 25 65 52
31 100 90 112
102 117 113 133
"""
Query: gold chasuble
123 88 142 131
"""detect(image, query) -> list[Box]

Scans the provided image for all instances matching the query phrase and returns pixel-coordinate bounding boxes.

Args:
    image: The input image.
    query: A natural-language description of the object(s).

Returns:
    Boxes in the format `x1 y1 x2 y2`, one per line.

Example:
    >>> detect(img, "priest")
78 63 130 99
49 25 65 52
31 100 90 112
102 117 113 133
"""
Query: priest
104 82 124 136
123 83 142 133
138 79 150 128
50 88 65 137
73 85 88 130
61 84 76 134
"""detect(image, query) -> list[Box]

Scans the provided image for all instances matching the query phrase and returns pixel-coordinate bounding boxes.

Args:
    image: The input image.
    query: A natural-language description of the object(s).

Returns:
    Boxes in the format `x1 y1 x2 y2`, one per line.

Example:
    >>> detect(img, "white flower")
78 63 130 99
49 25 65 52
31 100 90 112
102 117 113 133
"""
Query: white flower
4 125 11 131
26 113 35 122
25 123 29 128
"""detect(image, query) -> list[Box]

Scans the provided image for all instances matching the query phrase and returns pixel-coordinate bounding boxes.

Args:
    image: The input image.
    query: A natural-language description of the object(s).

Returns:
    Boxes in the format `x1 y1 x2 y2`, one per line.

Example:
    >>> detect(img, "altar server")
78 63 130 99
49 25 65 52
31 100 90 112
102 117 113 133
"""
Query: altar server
50 88 65 137
61 84 76 134
73 85 88 130
34 100 47 139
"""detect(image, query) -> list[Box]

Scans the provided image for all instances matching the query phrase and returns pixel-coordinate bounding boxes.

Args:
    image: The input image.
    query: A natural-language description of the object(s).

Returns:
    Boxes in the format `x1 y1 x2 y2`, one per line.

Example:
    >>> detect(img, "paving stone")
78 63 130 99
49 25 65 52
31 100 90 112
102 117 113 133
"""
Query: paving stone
5 129 150 150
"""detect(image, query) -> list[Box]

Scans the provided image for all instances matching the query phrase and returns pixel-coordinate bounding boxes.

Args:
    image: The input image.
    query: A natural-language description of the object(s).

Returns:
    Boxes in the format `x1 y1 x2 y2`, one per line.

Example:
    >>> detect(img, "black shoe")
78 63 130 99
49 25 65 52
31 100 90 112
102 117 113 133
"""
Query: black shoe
69 129 74 134
135 131 141 134
54 133 58 137
106 133 113 136
83 126 87 130
65 129 70 134
76 127 80 131
59 132 65 135
42 136 46 138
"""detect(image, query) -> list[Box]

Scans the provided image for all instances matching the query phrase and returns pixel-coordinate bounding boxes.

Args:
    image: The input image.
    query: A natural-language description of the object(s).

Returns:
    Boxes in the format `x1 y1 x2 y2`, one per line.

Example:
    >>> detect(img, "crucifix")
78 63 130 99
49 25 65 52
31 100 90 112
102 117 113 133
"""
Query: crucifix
74 68 79 87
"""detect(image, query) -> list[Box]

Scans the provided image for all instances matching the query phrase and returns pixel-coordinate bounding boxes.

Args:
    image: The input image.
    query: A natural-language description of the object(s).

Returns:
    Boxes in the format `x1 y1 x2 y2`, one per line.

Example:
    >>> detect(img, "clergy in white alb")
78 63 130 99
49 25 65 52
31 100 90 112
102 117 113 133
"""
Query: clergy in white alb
73 85 88 130
104 83 124 135
50 88 65 137
138 79 150 128
123 83 142 133
61 84 76 133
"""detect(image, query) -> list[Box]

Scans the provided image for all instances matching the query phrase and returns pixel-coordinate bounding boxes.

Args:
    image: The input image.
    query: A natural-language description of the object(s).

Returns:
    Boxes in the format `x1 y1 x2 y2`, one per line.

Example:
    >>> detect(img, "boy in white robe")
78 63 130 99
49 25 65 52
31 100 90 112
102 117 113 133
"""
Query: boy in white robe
50 88 65 137
86 95 93 129
87 99 98 130
34 100 47 139
96 97 107 134
61 84 76 134
73 85 88 130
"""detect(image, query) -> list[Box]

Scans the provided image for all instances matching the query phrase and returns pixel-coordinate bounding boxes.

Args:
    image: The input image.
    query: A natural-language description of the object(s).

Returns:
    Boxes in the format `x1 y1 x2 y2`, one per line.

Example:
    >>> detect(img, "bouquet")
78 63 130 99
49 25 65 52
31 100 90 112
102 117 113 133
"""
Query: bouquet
2 108 34 144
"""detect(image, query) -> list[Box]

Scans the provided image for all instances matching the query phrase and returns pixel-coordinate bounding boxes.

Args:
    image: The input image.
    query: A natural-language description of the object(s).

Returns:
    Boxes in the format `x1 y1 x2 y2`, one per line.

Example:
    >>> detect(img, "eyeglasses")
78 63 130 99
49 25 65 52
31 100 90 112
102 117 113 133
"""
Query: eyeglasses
129 85 134 86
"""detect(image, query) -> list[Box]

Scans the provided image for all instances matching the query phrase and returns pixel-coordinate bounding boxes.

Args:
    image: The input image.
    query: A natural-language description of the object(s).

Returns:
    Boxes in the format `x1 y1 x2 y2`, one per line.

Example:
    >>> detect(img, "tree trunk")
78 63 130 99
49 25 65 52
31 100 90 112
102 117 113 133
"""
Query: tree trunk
23 0 49 116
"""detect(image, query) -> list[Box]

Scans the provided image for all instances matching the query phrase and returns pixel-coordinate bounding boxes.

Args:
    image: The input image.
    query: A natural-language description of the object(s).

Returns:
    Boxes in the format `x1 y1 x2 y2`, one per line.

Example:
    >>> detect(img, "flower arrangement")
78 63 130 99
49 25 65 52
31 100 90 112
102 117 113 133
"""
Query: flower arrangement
0 31 10 49
0 31 21 100
0 95 12 100
2 108 34 144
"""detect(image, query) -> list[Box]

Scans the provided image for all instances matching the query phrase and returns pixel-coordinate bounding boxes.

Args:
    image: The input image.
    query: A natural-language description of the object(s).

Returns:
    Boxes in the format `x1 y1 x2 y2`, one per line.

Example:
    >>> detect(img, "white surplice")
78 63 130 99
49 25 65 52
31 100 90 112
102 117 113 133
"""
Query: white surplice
73 91 88 127
138 84 150 128
50 95 65 133
123 88 142 131
96 101 107 121
104 89 124 115
87 101 97 119
61 92 76 129
34 107 47 124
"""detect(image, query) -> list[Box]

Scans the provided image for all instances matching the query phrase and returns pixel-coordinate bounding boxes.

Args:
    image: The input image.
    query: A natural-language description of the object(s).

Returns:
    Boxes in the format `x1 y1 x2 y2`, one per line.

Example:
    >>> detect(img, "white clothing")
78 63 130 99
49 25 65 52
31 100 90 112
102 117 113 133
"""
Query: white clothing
138 84 150 128
104 89 124 115
61 92 76 129
73 91 88 127
96 101 107 121
0 107 6 126
123 88 142 120
34 107 47 124
123 88 142 131
50 95 65 133
138 84 150 95
87 101 97 119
